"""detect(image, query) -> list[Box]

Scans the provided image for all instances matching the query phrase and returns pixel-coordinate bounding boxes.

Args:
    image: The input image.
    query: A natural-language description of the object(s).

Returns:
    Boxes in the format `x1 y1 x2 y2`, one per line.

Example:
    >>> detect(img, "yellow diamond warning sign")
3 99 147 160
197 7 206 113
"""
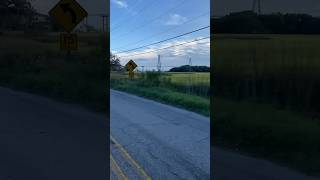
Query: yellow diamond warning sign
125 60 138 71
49 0 88 32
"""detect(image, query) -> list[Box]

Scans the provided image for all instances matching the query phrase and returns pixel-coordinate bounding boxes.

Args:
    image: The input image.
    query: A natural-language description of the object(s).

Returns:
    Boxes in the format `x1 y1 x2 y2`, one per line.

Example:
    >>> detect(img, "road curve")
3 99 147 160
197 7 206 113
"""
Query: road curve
0 87 108 180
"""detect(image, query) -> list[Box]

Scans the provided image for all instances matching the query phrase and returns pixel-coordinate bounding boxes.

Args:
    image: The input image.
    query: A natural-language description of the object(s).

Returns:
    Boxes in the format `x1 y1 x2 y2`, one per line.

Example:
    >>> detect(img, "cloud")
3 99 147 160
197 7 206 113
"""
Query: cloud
111 0 128 8
165 14 188 25
116 37 210 64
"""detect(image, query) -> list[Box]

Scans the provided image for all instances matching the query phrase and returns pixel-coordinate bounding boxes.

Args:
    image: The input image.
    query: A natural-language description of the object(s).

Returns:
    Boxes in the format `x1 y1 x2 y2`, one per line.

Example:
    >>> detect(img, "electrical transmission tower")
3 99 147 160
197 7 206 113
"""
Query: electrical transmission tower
252 0 261 14
188 57 192 72
188 57 192 66
157 55 161 72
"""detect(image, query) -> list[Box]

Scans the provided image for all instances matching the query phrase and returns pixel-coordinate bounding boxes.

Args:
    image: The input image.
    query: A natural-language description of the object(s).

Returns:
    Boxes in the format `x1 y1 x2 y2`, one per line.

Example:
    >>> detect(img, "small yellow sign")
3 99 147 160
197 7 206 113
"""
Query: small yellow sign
49 0 88 32
128 71 134 79
60 33 78 50
125 60 138 71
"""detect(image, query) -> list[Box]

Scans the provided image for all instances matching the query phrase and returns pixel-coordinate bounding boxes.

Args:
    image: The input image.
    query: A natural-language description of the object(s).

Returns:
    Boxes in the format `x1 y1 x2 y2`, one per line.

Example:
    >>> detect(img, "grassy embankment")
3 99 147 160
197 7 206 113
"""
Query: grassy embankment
0 31 108 112
111 71 210 116
212 34 320 175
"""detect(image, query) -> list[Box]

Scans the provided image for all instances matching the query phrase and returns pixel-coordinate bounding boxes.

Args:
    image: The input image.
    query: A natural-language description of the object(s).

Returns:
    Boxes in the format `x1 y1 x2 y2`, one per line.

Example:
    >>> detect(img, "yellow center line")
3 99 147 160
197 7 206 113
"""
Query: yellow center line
111 135 152 180
110 154 128 180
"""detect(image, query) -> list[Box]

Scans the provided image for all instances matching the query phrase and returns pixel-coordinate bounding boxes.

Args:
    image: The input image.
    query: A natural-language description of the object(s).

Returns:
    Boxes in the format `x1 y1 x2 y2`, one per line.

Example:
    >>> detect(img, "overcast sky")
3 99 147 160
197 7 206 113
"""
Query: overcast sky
111 0 210 71
213 0 320 16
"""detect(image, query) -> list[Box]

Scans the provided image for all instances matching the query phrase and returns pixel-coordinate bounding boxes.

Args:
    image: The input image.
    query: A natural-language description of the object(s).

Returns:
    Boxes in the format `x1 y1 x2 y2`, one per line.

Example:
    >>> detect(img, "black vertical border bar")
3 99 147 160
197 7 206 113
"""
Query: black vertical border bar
210 0 214 179
106 0 111 178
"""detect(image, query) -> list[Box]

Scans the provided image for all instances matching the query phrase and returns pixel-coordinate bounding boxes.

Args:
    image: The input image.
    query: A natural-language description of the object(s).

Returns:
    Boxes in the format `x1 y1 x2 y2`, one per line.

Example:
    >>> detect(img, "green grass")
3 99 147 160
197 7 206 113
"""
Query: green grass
111 72 210 116
166 72 210 86
0 32 108 112
213 97 320 175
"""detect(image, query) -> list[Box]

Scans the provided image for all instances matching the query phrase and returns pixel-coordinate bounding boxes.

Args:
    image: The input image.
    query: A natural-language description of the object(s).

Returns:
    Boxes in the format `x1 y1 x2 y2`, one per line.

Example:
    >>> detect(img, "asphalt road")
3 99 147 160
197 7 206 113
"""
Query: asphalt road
1 86 319 180
110 90 210 180
110 89 320 180
0 87 108 180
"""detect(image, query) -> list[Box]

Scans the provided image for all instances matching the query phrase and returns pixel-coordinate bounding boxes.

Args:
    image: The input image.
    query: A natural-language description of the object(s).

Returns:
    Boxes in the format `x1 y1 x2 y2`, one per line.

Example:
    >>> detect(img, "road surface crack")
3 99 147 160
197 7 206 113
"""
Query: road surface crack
196 136 209 143
147 150 187 180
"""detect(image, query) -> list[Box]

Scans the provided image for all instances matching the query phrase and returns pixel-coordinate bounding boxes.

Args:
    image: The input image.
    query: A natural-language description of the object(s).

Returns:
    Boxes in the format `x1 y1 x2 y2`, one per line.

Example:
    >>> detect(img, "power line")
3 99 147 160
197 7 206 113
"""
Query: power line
114 25 210 54
112 0 189 40
118 37 210 58
159 46 209 58
113 11 210 51
117 36 210 58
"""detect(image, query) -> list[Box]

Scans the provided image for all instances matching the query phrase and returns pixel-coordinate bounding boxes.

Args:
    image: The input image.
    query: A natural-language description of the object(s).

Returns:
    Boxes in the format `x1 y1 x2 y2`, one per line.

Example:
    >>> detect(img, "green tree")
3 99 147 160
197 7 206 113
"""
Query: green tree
0 0 36 29
110 53 123 71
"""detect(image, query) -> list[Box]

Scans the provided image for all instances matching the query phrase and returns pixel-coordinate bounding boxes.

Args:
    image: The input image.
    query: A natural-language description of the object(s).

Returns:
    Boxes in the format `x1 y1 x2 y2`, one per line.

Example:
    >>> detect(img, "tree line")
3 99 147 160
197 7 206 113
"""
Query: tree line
169 65 210 72
110 53 210 73
0 0 85 32
0 0 36 30
212 11 320 34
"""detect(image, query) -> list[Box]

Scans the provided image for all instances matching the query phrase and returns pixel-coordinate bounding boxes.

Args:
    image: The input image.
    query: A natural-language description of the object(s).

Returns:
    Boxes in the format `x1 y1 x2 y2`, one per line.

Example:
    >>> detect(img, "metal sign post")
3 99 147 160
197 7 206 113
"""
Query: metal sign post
128 71 134 80
125 60 138 80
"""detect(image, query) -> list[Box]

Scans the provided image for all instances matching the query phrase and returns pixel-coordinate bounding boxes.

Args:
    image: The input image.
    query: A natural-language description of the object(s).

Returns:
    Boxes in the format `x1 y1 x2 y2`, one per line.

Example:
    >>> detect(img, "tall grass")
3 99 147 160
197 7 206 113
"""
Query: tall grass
111 72 210 97
165 73 210 97
0 32 108 112
110 71 210 115
213 34 320 116
212 34 320 175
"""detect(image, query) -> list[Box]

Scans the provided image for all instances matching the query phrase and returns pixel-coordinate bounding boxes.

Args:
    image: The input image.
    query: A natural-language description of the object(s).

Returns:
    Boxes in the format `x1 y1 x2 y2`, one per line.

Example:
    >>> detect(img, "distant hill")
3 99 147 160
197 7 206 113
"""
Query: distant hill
212 11 320 34
169 65 210 72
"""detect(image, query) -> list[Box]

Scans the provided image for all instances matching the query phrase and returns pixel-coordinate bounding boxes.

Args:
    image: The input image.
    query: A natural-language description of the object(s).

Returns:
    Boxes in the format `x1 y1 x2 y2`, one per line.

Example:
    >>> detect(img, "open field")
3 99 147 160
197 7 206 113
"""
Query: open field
212 34 320 175
213 34 320 114
156 72 210 97
166 72 209 86
110 72 210 116
0 31 108 112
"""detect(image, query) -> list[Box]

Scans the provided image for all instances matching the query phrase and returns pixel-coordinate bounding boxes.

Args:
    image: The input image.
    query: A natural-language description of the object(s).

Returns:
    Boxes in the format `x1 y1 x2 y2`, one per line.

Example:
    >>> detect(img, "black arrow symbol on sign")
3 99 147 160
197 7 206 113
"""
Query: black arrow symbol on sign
60 3 77 24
